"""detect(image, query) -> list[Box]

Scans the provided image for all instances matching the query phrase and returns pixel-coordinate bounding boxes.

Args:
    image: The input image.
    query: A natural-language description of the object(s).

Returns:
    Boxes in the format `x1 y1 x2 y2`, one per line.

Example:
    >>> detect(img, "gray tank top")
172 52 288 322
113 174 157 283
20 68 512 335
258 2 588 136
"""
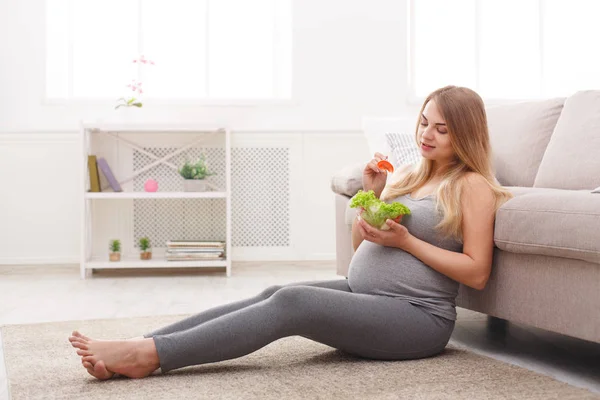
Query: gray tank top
347 193 463 320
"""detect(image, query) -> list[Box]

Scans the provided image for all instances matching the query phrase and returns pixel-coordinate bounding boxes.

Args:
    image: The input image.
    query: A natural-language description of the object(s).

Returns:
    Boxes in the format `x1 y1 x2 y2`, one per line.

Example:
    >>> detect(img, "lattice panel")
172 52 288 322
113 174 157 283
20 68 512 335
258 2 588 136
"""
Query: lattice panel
132 146 290 248
231 147 290 247
134 199 226 248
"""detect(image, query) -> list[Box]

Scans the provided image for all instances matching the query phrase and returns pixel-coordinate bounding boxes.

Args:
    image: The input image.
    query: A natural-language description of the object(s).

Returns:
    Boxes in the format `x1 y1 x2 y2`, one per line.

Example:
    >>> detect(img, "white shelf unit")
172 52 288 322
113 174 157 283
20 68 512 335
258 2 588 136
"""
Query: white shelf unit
80 123 232 279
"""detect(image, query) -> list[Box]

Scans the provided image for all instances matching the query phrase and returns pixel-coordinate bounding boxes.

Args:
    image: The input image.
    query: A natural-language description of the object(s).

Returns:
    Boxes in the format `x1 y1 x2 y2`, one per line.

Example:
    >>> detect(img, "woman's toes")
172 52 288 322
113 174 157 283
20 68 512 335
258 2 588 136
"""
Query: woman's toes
85 367 97 378
82 355 97 365
69 336 85 345
71 341 89 350
70 335 86 344
81 360 111 380
84 365 102 379
94 361 115 380
72 331 91 341
76 349 92 357
82 361 94 372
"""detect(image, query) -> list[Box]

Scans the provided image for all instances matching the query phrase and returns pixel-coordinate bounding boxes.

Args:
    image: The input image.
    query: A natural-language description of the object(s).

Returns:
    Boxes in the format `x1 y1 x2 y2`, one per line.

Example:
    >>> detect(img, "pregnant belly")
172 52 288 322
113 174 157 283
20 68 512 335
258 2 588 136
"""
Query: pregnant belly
348 241 457 299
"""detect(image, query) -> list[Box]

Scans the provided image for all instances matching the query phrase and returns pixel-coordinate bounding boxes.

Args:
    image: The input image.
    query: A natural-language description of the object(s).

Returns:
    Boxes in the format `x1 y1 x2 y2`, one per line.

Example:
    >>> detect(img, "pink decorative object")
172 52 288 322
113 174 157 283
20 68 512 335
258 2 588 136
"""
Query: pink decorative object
144 179 158 192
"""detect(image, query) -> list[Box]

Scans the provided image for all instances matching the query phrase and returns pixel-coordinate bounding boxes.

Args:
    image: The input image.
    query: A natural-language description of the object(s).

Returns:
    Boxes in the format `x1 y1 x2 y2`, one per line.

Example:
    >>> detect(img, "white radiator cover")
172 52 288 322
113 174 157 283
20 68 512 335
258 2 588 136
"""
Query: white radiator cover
131 146 291 254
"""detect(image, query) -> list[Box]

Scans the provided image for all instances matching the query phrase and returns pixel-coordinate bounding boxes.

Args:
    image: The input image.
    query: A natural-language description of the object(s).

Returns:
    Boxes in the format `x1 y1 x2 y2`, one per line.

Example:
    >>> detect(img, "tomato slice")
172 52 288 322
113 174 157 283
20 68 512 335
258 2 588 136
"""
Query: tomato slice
377 160 394 173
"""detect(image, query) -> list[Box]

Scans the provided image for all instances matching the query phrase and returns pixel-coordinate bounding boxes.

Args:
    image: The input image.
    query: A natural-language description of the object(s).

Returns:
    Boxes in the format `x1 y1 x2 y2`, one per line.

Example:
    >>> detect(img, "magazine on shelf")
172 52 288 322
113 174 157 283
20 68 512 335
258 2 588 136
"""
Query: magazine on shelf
166 240 225 248
166 253 225 261
166 248 224 254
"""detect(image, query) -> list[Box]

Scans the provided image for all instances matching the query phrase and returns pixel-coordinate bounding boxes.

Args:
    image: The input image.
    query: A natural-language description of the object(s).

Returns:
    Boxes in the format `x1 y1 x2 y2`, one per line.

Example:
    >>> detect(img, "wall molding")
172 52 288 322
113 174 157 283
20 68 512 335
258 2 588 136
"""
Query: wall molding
0 253 336 266
0 257 80 265
0 133 78 143
0 129 364 135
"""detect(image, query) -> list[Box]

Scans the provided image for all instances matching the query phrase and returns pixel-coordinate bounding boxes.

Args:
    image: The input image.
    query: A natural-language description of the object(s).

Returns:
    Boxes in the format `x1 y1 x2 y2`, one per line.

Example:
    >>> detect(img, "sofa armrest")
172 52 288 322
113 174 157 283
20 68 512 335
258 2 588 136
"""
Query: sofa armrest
330 162 364 197
335 193 354 277
494 188 600 264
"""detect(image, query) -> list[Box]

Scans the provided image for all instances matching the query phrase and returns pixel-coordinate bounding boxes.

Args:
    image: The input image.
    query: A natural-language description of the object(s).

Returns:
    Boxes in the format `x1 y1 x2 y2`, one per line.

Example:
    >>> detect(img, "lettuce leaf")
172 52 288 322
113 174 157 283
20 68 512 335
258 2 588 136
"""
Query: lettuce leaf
350 190 411 230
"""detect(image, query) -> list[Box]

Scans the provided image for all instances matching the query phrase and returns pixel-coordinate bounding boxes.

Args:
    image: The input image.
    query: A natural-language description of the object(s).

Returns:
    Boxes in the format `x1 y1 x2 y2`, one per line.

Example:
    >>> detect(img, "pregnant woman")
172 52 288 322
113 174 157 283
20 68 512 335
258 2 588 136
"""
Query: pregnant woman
69 85 513 380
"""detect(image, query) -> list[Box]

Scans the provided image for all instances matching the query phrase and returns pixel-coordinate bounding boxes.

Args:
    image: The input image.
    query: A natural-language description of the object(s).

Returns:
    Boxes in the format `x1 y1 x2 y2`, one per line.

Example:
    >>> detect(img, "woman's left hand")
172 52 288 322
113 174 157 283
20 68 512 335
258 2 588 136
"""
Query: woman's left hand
357 215 412 250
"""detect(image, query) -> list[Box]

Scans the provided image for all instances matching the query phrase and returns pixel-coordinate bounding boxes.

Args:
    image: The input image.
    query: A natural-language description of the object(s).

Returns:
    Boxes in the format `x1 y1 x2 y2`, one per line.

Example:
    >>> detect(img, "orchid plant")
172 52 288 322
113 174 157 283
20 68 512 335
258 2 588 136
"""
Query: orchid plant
115 55 155 110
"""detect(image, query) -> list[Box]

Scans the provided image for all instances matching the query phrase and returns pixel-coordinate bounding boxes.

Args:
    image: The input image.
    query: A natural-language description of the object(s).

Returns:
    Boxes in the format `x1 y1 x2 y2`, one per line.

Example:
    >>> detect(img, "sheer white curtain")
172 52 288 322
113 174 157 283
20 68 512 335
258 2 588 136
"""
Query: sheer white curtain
411 0 600 100
46 0 292 100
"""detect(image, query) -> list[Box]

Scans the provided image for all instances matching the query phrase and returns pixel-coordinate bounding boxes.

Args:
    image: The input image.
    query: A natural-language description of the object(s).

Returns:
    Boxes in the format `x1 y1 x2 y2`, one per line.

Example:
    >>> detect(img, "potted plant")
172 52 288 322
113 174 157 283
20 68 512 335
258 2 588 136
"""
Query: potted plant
139 237 152 260
178 155 215 192
109 239 121 262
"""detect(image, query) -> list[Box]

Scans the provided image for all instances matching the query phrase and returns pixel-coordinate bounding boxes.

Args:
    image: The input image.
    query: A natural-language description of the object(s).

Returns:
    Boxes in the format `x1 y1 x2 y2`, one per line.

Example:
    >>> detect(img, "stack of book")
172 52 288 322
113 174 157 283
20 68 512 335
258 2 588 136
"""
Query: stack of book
87 155 123 192
165 240 225 261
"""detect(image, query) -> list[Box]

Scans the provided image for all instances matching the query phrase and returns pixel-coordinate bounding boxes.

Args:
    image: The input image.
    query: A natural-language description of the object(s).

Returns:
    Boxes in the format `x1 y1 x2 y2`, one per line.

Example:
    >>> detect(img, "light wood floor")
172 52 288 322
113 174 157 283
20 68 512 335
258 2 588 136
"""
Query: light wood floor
1 262 598 399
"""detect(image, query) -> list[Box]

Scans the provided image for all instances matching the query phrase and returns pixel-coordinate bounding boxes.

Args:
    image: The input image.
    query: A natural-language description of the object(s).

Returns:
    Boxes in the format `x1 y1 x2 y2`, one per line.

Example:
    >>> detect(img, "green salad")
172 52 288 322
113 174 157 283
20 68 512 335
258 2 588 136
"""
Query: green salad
350 190 411 230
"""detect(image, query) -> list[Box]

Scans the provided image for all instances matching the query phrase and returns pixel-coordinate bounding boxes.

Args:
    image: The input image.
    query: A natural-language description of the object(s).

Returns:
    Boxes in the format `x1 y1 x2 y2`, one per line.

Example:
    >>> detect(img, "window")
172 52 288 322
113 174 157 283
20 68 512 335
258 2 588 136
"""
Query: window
46 0 292 101
409 0 600 100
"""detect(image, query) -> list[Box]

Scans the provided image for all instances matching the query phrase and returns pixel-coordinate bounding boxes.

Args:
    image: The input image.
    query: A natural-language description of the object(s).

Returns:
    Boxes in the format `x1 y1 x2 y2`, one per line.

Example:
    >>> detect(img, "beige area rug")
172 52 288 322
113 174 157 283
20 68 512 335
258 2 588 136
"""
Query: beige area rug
2 315 599 400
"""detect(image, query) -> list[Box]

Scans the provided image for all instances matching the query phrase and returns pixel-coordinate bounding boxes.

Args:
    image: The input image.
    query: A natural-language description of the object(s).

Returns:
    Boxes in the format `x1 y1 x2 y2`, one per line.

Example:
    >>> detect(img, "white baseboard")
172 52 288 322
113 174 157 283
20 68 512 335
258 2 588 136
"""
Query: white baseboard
303 253 336 260
0 257 79 266
0 253 335 266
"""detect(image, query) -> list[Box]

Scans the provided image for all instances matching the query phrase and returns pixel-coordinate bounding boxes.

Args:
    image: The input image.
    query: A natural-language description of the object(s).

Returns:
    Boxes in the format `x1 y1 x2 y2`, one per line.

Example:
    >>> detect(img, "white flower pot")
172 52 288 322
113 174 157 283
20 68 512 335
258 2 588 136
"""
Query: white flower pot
183 179 207 192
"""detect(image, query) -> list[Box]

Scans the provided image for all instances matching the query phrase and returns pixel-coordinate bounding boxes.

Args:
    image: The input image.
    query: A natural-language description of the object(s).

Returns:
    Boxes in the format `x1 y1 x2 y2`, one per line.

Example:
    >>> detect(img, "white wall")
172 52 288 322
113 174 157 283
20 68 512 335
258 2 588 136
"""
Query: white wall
0 0 421 265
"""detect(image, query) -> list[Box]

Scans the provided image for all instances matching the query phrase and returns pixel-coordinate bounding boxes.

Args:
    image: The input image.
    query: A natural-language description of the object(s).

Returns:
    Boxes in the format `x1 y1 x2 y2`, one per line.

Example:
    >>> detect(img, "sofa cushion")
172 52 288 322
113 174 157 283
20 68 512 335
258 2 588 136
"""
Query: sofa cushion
494 187 600 265
386 132 421 167
486 98 565 187
362 117 415 165
534 90 600 190
331 162 364 197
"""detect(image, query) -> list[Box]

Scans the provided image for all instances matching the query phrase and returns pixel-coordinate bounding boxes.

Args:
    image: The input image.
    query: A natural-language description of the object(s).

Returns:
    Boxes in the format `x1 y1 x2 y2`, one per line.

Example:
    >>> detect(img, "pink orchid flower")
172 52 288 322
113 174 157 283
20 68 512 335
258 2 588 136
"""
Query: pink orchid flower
116 55 155 109
132 55 156 65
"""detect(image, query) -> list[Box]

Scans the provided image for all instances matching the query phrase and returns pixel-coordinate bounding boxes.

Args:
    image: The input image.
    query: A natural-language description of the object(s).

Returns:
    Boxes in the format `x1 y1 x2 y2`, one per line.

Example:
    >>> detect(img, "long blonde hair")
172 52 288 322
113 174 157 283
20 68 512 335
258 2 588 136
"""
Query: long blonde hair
381 85 513 242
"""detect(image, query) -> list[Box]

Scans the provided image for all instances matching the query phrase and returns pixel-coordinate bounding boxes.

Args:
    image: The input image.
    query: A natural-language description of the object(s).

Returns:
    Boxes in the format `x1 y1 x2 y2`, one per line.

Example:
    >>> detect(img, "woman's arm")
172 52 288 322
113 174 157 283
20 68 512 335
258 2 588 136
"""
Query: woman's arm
403 238 490 290
403 173 496 290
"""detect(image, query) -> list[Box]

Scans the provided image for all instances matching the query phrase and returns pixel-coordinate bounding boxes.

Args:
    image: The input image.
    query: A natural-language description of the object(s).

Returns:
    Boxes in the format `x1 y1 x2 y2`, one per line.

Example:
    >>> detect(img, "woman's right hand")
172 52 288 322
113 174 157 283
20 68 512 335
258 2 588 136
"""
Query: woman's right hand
362 152 389 198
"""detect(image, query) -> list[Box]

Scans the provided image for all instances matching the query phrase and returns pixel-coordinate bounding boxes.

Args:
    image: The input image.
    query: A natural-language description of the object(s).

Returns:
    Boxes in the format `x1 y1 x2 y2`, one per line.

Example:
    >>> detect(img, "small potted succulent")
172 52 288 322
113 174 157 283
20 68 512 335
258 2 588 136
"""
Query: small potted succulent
139 236 152 260
178 155 215 192
109 239 121 262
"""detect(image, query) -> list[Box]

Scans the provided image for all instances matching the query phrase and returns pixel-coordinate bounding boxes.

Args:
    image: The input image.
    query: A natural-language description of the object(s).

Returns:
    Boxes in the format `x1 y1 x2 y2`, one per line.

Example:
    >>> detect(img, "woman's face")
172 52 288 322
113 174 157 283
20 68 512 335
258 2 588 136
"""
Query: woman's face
417 100 455 168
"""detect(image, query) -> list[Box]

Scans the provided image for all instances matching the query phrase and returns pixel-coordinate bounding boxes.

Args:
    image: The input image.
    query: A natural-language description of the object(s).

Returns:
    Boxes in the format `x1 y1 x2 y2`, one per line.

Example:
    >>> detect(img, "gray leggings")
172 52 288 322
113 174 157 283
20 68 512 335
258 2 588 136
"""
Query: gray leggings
144 279 455 373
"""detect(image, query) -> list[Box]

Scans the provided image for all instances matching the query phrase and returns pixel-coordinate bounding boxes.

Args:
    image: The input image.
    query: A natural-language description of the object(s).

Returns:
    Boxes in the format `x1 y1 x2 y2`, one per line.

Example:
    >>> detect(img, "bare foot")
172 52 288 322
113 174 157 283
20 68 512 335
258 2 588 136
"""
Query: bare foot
70 331 116 379
69 330 160 379
69 332 146 379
